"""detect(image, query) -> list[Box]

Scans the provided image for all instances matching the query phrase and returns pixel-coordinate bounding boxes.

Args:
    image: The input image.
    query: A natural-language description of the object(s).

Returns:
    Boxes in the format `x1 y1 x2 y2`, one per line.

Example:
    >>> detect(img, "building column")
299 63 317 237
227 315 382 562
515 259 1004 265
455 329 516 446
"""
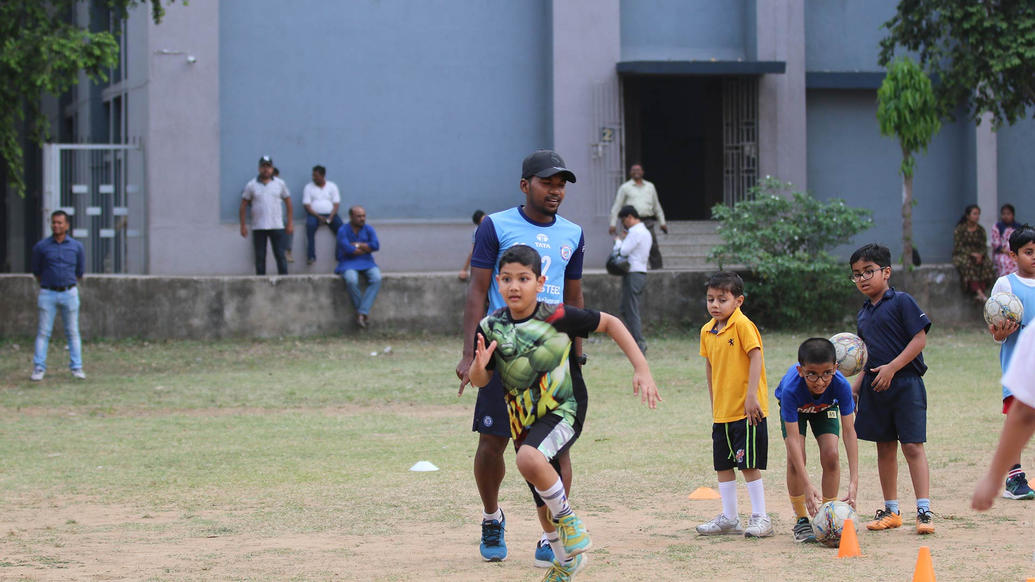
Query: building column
756 0 807 192
552 0 621 263
975 112 998 235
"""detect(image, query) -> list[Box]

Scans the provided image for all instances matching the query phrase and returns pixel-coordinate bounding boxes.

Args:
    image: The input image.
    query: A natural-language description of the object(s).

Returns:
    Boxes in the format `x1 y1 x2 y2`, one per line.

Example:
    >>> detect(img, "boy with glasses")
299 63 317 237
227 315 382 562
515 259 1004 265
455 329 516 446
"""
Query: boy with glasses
849 243 934 534
775 338 859 542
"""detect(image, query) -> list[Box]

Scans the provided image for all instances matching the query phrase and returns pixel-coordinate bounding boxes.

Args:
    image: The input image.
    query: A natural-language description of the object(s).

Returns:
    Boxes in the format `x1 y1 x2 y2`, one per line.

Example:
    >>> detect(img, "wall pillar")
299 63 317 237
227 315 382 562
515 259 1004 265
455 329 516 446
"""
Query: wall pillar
975 112 998 234
756 0 807 191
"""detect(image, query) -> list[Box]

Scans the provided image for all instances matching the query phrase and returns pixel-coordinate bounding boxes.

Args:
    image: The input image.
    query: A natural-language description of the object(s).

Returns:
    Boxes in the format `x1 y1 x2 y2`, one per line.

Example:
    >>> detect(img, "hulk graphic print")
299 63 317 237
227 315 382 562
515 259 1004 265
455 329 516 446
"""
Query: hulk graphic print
477 302 600 441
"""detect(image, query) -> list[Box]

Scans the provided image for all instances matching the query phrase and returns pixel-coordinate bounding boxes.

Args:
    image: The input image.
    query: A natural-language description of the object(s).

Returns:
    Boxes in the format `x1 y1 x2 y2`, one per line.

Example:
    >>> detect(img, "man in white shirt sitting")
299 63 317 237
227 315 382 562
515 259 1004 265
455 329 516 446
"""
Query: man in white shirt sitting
613 205 651 353
302 165 344 265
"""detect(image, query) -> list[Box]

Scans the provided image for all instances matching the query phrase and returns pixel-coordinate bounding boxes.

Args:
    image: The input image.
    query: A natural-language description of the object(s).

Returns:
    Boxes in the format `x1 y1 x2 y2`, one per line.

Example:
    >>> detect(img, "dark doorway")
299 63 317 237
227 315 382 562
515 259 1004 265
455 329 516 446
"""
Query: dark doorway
622 76 725 220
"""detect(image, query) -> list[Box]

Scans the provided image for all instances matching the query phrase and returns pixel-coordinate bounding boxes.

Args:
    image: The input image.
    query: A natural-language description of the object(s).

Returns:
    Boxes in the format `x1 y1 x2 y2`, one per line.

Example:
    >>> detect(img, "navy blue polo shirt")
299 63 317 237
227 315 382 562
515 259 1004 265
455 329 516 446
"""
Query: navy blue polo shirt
31 235 85 288
856 287 931 377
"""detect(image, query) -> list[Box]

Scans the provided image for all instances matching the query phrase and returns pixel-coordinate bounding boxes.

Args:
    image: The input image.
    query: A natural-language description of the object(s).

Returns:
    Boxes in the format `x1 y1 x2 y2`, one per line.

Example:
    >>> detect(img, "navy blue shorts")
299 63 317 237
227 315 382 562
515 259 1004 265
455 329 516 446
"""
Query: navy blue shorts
712 417 768 471
854 373 927 443
472 370 512 437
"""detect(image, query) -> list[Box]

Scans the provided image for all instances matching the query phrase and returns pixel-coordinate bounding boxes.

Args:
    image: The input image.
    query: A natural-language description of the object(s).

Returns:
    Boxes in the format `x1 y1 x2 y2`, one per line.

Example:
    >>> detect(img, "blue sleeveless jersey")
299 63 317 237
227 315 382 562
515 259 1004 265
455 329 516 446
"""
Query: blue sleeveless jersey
1000 273 1035 399
471 206 585 314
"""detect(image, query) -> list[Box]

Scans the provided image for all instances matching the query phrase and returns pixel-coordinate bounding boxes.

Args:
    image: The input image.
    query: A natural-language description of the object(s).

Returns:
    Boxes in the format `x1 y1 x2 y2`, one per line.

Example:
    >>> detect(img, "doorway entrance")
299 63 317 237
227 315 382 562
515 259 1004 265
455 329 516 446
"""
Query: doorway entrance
622 76 758 219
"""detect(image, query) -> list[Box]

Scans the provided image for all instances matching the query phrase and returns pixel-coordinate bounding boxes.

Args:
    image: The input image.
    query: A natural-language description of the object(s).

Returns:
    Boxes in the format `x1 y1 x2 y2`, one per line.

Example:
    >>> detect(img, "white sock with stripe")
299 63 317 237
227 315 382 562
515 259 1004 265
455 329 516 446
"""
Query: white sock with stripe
535 477 572 520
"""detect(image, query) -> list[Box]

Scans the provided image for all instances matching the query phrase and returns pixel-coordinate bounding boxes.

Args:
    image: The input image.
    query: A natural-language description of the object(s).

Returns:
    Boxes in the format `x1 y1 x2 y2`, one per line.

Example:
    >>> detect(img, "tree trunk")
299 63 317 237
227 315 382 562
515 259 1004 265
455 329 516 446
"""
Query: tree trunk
902 155 914 268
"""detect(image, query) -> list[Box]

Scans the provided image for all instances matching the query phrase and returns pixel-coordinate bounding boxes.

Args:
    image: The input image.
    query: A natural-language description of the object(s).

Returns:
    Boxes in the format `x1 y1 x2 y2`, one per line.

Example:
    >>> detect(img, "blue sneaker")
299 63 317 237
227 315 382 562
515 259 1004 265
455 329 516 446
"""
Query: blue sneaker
534 537 555 568
479 513 507 562
1004 467 1035 500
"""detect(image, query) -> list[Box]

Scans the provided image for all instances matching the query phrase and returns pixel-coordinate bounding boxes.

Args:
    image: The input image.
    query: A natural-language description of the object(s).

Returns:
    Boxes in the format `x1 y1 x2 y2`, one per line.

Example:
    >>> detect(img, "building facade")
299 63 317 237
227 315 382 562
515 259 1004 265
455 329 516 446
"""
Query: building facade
4 0 1032 275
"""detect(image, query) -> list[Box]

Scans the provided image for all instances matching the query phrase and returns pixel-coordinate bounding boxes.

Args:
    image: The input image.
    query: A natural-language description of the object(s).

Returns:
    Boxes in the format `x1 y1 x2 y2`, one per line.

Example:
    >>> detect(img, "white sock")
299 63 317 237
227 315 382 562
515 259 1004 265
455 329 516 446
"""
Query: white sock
482 508 503 522
535 478 572 519
746 478 766 516
546 530 566 561
718 480 738 520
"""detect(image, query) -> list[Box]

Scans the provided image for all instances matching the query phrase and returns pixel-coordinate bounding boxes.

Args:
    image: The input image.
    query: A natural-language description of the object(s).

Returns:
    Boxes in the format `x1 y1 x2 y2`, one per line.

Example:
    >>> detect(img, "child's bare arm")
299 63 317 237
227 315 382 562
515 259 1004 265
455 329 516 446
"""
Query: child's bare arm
869 329 926 391
973 402 1035 510
840 412 859 509
468 334 497 389
744 348 763 425
595 312 661 408
704 359 713 415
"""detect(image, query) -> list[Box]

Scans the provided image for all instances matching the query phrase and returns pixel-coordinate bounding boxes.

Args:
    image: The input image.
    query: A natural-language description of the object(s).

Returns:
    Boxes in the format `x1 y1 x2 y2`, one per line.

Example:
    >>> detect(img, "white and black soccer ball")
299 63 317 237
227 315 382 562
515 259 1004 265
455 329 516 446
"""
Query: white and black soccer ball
829 332 868 377
983 292 1024 327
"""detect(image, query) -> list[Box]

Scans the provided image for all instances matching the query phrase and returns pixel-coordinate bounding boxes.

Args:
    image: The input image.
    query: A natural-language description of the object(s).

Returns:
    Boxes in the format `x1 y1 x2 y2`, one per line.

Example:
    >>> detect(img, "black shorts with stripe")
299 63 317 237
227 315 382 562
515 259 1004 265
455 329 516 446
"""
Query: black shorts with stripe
712 417 768 471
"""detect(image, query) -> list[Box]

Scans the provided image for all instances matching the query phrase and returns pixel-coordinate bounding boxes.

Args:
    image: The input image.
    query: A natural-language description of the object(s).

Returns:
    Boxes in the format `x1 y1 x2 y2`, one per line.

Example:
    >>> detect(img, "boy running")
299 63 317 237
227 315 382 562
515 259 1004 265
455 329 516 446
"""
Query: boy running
849 243 934 534
775 338 859 542
469 245 660 581
697 271 773 538
987 224 1035 500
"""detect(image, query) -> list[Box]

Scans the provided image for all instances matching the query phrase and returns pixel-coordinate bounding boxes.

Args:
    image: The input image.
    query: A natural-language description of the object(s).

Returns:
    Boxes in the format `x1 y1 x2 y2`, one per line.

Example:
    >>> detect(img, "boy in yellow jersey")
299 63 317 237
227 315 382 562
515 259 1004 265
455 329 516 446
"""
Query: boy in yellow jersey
697 271 772 538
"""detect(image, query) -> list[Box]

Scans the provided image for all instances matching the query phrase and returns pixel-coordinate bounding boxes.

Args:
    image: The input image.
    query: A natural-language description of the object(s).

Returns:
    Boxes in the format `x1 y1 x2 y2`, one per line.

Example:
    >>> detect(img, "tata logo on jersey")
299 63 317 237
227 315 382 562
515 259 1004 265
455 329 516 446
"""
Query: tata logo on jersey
534 233 551 249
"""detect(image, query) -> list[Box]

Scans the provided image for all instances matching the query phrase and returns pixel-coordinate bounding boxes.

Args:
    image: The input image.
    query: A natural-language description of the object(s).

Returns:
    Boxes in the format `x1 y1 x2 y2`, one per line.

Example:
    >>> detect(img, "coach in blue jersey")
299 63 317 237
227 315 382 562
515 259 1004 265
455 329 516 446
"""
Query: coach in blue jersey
456 150 586 566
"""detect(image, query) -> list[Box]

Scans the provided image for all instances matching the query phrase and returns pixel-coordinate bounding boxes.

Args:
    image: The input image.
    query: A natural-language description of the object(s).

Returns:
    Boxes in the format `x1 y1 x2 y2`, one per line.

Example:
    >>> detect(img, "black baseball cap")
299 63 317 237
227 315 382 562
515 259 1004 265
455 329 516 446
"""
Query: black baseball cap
258 155 273 166
521 150 576 183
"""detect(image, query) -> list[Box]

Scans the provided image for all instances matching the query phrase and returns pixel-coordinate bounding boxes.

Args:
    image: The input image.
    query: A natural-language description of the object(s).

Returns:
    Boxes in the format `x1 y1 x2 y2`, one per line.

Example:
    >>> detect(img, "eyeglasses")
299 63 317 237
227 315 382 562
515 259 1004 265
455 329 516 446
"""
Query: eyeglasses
803 371 836 382
850 267 886 282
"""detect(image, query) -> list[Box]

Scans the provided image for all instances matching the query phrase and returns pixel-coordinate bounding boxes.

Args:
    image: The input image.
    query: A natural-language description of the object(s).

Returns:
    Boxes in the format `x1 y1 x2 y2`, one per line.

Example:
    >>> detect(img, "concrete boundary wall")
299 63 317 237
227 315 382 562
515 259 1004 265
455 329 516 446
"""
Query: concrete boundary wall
0 266 978 340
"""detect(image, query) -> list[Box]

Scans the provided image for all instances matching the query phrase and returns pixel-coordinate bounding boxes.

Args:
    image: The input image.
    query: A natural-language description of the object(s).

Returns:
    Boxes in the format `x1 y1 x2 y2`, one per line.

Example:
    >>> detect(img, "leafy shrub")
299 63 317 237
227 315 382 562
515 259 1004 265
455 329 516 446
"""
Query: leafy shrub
709 178 873 328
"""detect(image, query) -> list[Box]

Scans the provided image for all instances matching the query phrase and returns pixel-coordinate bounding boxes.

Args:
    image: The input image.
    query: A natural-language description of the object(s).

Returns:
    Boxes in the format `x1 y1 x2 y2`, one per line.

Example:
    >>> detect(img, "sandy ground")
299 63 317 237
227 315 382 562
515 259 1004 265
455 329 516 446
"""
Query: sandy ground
3 476 1034 582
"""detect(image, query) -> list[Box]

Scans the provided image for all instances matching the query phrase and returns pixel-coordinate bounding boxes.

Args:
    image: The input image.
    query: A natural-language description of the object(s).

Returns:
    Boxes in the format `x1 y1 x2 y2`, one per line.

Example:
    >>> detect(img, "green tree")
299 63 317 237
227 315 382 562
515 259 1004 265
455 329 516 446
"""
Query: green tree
879 0 1035 127
877 56 941 267
1 1 169 197
709 178 873 328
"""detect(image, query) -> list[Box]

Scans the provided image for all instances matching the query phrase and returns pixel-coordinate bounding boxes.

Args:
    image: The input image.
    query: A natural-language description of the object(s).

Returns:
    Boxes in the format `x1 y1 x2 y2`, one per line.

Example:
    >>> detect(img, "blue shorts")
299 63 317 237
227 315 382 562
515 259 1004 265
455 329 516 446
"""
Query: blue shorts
854 373 927 443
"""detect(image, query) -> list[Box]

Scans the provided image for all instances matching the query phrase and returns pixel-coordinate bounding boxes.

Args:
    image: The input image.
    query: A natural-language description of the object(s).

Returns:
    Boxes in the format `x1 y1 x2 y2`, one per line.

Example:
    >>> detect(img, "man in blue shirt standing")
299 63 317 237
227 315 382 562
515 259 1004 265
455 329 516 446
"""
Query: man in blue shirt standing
335 205 381 328
30 210 86 381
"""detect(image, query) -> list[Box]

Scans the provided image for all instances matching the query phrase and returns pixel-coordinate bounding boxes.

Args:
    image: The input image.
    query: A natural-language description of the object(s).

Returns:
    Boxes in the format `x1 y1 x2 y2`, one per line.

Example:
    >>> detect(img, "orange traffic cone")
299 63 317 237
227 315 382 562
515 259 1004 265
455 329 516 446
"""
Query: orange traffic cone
912 546 936 582
836 518 861 558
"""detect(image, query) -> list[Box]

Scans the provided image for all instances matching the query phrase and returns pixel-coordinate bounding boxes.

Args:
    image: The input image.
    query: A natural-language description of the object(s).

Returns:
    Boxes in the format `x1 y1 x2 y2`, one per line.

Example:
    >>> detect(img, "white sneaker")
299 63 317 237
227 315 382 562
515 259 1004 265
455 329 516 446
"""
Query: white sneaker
30 367 45 381
71 369 86 380
744 514 774 538
696 513 743 535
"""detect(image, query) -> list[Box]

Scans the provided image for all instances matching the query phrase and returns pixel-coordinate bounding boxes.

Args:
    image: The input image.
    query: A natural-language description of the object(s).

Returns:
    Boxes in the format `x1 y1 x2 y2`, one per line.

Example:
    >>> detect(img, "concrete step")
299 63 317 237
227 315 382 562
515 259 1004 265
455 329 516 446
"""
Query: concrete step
663 220 721 235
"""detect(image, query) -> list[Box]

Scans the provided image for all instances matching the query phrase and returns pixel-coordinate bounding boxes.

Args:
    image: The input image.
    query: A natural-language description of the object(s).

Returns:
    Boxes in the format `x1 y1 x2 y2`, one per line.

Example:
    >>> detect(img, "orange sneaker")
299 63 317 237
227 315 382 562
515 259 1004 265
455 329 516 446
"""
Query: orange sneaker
916 509 934 534
866 508 903 530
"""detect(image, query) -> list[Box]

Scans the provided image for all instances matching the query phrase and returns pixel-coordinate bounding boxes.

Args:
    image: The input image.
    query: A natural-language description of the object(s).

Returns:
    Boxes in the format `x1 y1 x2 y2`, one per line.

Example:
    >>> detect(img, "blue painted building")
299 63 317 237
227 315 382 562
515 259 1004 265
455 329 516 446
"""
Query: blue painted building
4 0 1031 275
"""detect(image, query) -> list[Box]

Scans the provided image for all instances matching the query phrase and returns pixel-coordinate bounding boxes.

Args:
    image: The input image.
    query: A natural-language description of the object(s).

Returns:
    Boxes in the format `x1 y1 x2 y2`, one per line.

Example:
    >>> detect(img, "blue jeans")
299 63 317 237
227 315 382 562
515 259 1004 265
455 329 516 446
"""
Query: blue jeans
253 229 287 275
33 287 83 371
305 214 344 261
343 266 382 315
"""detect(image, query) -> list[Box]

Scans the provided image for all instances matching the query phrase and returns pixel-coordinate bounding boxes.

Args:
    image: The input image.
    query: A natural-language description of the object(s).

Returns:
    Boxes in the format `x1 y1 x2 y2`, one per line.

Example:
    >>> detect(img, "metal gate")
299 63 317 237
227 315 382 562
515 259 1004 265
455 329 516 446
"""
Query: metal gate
589 77 625 216
42 143 146 274
722 78 759 205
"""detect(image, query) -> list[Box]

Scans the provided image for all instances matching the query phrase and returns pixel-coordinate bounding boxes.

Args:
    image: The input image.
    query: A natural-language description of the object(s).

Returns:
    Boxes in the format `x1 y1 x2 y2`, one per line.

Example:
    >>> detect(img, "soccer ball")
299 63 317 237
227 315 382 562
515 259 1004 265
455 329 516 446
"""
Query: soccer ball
983 292 1024 327
812 500 857 548
829 332 868 377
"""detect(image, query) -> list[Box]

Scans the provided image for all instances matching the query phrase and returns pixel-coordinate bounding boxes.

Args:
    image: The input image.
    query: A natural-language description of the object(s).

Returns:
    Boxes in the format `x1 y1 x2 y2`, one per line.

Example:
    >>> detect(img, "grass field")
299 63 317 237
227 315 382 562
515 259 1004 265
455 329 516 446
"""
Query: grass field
0 327 1031 581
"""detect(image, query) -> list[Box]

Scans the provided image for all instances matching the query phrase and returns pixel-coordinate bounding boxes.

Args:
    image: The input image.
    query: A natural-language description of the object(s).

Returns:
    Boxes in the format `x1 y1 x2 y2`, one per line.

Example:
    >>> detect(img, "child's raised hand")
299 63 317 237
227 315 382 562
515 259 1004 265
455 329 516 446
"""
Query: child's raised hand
632 371 661 409
990 320 1020 342
474 335 497 370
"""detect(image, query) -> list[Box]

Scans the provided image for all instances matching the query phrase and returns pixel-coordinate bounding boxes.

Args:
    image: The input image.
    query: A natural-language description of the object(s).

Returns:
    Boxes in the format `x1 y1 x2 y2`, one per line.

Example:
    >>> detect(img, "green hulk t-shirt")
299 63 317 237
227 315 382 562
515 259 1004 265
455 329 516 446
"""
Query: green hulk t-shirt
476 302 599 440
